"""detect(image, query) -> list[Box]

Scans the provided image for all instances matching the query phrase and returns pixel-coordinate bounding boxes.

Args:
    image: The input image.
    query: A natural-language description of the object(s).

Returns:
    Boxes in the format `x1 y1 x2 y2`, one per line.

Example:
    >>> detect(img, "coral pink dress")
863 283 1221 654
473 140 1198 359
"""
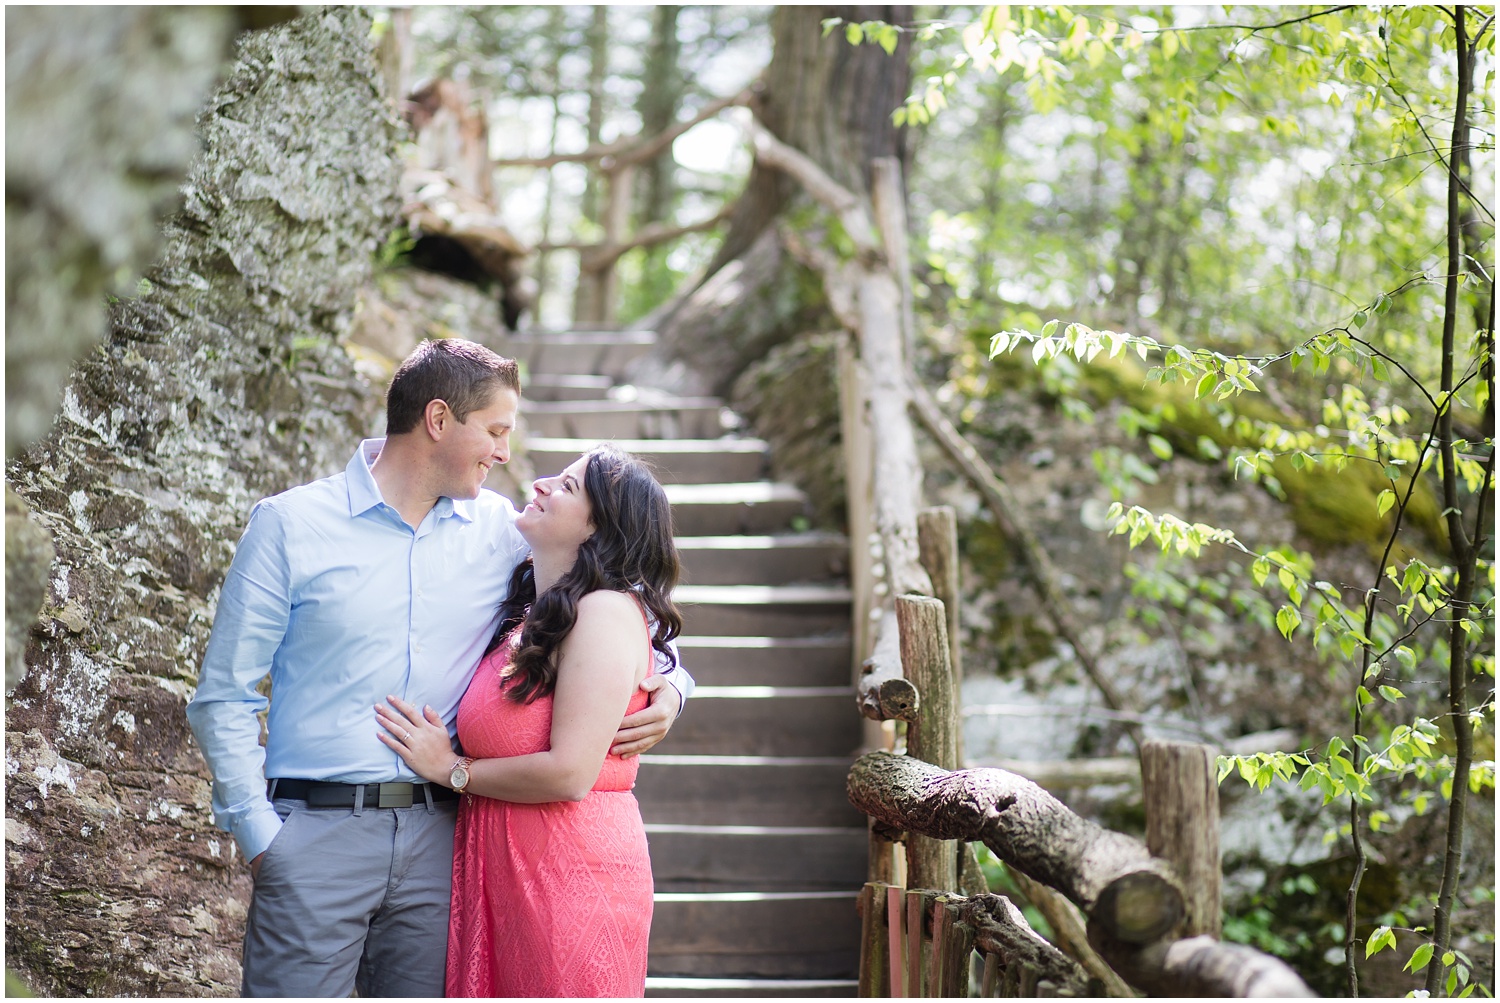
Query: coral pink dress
445 624 654 998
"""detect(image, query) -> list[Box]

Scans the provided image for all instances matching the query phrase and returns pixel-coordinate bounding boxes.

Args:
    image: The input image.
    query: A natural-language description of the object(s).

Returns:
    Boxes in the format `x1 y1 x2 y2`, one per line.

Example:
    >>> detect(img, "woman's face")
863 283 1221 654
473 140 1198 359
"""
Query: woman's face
516 454 595 553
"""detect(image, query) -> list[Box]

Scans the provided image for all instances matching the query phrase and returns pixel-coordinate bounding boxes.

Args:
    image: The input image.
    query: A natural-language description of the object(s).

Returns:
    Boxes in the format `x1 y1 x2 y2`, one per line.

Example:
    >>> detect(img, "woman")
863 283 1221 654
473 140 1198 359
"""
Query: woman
377 444 681 997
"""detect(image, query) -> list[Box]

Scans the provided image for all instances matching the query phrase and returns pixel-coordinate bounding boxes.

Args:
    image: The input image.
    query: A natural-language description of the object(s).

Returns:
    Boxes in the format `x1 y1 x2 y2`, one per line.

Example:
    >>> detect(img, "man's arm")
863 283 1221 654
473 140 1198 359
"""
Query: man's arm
185 501 292 870
608 639 694 757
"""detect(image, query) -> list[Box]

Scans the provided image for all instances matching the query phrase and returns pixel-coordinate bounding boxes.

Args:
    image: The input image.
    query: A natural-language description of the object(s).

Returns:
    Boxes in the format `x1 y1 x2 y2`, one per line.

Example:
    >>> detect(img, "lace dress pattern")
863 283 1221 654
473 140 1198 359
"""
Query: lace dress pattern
445 634 653 998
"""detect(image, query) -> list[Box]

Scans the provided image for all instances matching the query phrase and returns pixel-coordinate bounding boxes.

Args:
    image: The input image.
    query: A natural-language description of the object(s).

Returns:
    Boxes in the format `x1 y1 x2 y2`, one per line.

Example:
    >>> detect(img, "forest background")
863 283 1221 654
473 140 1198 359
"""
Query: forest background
4 4 1492 998
400 5 1493 996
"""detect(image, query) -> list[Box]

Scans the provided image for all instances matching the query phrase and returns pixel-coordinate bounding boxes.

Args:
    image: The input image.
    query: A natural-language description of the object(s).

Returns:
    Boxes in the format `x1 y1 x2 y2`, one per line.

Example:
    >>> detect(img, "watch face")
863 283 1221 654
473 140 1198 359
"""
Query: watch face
450 765 469 790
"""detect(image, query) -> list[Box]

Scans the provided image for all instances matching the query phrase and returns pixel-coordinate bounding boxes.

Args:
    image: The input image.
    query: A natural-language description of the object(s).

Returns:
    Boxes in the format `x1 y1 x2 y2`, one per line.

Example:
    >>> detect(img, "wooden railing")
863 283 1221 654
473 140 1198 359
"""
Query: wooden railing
846 584 1317 997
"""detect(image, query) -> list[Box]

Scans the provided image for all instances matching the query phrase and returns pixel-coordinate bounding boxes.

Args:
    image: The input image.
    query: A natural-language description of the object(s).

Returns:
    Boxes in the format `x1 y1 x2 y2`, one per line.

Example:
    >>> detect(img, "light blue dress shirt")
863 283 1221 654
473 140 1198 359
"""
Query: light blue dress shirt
187 439 694 861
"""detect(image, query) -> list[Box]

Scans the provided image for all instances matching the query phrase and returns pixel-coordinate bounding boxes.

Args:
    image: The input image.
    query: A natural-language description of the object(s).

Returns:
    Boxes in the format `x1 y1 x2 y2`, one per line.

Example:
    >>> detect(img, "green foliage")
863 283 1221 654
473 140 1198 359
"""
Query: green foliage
894 3 1495 993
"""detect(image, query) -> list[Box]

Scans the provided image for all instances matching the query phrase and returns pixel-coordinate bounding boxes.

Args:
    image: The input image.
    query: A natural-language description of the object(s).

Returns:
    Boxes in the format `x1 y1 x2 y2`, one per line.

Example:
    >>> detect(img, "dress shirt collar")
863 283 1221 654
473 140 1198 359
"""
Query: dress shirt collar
345 438 475 524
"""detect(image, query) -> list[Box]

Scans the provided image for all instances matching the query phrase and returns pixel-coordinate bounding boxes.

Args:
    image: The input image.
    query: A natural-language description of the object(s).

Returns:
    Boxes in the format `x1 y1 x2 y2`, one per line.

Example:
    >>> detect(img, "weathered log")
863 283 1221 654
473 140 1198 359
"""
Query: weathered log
899 594 960 892
917 507 964 692
858 607 919 722
980 952 1000 997
960 893 1088 996
858 882 892 997
907 888 940 997
847 752 1183 945
1088 932 1316 997
1004 866 1138 998
1142 741 1221 939
888 884 909 998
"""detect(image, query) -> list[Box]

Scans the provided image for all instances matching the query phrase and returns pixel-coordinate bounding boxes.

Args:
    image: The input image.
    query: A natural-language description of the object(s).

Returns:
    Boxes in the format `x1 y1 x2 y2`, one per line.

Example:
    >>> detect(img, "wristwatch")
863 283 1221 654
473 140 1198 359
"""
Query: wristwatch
449 757 476 793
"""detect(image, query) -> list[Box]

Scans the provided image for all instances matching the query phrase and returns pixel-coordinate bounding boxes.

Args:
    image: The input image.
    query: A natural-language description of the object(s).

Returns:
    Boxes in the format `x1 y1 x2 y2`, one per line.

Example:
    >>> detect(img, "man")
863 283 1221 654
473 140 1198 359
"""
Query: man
186 338 692 997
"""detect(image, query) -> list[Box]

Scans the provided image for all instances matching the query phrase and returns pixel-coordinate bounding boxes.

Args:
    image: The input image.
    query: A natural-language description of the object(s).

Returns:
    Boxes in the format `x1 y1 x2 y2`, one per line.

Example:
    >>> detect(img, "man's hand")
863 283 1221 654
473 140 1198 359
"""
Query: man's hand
610 675 681 758
251 852 265 881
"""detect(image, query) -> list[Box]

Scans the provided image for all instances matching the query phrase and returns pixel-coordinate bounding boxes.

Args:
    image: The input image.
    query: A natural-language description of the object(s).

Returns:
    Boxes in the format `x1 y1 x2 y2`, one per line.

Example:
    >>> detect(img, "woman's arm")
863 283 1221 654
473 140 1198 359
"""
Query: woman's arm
377 590 648 803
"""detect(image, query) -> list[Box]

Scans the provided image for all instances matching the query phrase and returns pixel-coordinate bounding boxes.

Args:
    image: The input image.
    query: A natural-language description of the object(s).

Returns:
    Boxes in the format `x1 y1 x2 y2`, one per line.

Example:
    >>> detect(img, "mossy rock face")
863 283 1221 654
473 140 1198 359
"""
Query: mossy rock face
731 331 847 531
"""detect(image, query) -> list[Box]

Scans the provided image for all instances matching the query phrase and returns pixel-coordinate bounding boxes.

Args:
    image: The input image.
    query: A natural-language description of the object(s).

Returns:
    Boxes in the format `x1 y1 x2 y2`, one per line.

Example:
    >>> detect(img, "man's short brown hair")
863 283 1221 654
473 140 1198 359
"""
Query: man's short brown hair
385 339 520 435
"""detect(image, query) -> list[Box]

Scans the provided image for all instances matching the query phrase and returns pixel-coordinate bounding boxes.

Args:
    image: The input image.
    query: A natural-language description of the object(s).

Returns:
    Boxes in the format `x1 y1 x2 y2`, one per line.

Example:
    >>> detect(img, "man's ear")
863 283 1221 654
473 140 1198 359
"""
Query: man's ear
423 399 452 441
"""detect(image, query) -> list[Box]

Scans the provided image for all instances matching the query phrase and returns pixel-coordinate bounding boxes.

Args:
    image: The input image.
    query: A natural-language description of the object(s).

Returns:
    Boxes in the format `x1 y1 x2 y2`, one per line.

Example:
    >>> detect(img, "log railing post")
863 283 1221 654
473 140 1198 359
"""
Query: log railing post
1141 741 1222 939
898 595 960 893
916 507 963 704
860 882 893 997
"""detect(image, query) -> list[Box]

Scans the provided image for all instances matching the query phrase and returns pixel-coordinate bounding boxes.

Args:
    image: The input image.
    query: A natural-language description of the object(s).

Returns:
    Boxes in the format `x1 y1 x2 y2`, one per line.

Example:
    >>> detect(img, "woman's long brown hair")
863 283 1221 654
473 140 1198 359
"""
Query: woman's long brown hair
488 445 682 703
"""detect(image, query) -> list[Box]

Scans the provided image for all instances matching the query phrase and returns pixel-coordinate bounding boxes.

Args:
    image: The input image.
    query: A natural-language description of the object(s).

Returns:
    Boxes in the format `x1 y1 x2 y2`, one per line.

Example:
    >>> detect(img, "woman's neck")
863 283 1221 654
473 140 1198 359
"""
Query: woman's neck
530 548 575 595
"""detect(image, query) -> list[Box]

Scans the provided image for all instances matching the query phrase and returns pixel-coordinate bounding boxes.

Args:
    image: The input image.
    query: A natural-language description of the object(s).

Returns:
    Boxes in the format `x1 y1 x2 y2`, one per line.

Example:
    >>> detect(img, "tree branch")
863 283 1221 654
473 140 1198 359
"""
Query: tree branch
742 115 882 258
495 86 754 170
539 201 737 271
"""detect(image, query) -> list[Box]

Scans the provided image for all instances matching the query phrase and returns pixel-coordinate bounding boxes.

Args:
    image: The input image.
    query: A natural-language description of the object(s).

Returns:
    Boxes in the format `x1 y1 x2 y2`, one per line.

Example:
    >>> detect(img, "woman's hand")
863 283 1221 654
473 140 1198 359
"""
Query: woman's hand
375 696 456 786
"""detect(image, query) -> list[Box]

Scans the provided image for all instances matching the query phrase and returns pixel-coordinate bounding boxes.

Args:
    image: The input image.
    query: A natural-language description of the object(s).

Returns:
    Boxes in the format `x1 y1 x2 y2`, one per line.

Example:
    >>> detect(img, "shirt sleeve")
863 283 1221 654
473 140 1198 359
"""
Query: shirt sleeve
185 499 292 861
657 639 695 715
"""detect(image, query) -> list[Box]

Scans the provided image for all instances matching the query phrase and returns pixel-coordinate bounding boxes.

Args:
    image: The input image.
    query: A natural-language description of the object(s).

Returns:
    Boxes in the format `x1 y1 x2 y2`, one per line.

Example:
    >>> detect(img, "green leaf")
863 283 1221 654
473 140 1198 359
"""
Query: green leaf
1147 434 1173 460
1195 371 1218 399
1405 942 1435 973
846 22 864 45
1276 604 1301 640
877 24 899 55
1353 310 1368 329
1367 926 1396 958
1356 685 1373 707
1377 489 1396 517
1379 685 1406 702
821 17 843 38
1251 557 1271 587
1041 319 1059 337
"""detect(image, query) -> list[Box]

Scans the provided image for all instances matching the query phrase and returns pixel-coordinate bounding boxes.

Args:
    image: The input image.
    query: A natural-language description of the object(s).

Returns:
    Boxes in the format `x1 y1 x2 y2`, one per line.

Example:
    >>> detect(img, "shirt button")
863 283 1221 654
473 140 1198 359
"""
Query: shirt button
414 644 423 654
416 589 424 598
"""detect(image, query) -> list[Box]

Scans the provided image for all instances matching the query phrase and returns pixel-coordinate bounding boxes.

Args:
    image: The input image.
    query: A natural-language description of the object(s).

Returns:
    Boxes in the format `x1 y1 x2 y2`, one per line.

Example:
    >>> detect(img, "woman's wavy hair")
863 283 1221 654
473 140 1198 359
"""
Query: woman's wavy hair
488 444 682 703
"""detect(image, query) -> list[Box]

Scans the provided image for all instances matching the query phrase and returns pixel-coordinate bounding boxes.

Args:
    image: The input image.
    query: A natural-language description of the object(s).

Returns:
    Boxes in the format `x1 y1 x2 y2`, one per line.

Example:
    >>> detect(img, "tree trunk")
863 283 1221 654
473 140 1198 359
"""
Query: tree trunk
655 5 911 395
3 10 402 995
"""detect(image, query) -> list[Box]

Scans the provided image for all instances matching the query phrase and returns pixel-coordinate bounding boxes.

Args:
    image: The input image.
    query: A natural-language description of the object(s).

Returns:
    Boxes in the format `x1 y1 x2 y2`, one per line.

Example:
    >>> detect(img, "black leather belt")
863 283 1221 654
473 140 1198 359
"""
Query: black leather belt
269 778 458 808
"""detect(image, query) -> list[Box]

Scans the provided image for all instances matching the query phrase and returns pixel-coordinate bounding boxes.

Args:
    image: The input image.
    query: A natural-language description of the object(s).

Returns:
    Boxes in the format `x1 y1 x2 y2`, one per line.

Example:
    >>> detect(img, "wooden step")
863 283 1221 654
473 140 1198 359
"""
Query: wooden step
666 482 809 535
667 686 861 756
676 584 852 637
675 636 852 687
677 533 849 585
523 373 614 401
523 398 725 439
528 436 769 485
648 891 861 979
636 755 865 827
646 976 858 997
504 329 655 378
647 824 867 892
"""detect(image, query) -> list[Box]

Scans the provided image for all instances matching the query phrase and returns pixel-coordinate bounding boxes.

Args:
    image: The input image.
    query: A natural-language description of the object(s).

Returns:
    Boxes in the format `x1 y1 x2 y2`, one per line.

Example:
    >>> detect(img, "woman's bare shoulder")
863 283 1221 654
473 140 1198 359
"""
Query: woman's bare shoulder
573 589 646 625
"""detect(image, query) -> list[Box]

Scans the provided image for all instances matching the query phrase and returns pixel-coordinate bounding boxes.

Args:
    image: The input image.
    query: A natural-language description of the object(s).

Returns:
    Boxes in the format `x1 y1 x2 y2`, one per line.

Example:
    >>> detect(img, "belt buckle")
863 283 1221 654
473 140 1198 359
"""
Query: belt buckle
377 782 415 808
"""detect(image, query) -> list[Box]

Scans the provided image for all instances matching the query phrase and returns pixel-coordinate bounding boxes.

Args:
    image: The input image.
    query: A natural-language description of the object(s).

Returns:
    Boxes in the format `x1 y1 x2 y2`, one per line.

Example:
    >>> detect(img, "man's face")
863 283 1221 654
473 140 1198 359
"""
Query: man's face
433 387 519 500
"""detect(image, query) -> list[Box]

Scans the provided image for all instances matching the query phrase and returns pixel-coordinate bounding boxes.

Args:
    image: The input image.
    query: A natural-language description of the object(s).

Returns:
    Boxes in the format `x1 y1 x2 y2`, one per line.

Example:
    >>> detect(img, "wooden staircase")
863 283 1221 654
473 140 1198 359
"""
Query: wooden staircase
503 330 866 997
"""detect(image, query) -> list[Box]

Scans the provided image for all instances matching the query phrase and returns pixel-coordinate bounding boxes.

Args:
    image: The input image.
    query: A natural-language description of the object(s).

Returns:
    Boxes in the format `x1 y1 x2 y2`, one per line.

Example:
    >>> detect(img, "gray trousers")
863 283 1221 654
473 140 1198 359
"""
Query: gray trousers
241 796 458 998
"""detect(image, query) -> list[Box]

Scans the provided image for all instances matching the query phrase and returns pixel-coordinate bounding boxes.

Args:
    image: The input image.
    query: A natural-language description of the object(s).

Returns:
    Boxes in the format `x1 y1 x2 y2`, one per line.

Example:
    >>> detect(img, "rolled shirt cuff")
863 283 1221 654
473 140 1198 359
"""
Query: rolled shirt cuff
232 801 284 862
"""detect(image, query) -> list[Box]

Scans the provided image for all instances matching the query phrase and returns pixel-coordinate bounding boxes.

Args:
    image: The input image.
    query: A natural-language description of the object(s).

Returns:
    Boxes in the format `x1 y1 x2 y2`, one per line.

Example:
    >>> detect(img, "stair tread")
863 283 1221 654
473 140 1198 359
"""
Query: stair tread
531 436 766 453
665 482 805 503
647 977 858 987
676 532 847 548
692 685 853 697
676 635 851 647
526 397 722 412
645 823 863 835
676 584 852 603
509 329 656 344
